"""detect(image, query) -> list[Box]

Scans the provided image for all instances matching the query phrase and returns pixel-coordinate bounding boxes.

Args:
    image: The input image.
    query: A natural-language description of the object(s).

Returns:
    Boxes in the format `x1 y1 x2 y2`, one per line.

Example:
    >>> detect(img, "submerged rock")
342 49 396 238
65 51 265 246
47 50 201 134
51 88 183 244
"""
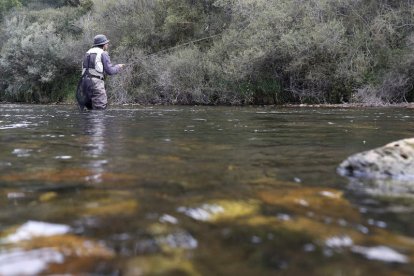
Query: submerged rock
0 248 64 276
1 221 71 243
337 138 414 180
124 255 201 276
346 178 414 199
0 221 114 275
351 245 409 263
83 198 138 217
177 200 260 222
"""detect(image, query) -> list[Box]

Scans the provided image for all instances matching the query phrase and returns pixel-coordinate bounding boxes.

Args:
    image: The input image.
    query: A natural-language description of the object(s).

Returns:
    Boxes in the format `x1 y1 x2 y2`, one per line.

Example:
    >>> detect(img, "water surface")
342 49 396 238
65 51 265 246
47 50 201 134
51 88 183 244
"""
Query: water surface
1 104 414 275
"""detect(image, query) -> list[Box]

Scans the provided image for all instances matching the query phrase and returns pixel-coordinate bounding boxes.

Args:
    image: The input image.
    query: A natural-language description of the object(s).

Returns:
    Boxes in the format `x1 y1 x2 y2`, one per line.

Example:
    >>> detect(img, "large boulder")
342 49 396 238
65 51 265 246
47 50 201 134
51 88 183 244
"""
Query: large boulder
337 138 414 180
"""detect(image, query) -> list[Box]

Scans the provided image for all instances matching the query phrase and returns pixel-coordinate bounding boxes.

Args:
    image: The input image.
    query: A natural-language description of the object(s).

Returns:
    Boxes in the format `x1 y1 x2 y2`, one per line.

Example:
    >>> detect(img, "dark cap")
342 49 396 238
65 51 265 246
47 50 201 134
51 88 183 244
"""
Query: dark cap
93 34 110 46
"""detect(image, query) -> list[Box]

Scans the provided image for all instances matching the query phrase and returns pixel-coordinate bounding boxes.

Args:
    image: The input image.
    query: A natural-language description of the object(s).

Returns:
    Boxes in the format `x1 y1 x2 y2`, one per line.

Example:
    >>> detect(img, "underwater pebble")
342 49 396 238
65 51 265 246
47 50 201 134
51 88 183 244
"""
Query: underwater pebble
177 204 224 221
323 217 333 224
351 245 408 263
7 192 26 199
357 224 370 234
39 192 58 202
277 214 291 221
2 221 71 243
0 161 12 167
112 233 131 241
296 199 309 207
159 214 178 224
319 191 339 198
325 235 353 248
303 243 316 252
157 231 198 250
54 155 72 160
0 248 64 276
251 236 262 244
323 248 334 257
12 149 32 157
337 219 347 226
368 219 387 228
376 221 387 228
306 211 315 217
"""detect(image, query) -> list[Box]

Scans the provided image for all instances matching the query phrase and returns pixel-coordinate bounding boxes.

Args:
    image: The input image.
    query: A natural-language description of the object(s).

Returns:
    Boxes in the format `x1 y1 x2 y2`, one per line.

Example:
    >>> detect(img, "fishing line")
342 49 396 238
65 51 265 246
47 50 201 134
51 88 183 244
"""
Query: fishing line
123 33 223 67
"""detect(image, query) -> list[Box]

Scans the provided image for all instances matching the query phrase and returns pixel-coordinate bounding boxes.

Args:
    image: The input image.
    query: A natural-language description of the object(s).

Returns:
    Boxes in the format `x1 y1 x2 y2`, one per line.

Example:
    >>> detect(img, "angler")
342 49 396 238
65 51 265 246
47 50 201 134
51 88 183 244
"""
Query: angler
76 34 124 110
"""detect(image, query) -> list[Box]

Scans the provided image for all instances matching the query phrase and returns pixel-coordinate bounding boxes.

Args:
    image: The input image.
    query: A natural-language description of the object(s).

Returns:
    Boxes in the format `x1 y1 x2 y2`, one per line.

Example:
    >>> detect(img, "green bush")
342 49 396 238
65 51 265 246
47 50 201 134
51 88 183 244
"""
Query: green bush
0 0 21 22
0 4 90 102
2 0 414 105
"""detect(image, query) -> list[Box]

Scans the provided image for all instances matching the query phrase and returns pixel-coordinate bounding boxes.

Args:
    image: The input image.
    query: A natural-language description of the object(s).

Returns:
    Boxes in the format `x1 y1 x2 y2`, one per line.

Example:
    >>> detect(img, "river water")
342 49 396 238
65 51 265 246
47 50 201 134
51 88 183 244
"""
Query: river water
0 104 413 275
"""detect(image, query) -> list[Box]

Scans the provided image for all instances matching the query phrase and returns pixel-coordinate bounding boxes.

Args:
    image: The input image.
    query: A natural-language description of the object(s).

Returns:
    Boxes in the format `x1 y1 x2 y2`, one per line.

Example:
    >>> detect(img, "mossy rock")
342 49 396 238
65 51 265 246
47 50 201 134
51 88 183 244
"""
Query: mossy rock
258 187 360 222
83 199 138 217
256 187 414 262
178 199 260 222
0 221 115 275
123 255 201 276
147 222 198 254
20 235 114 258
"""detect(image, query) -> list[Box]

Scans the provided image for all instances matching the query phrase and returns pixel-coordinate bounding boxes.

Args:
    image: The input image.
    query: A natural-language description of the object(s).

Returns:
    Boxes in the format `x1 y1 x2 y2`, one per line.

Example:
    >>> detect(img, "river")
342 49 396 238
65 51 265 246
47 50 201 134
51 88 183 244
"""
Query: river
0 104 413 275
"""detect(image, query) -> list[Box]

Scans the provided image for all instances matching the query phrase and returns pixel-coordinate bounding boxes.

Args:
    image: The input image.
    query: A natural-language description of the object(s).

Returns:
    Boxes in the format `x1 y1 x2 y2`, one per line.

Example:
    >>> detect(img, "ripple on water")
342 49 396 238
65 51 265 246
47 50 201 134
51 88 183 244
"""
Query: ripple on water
12 149 32 157
0 123 31 130
54 156 72 160
0 162 12 168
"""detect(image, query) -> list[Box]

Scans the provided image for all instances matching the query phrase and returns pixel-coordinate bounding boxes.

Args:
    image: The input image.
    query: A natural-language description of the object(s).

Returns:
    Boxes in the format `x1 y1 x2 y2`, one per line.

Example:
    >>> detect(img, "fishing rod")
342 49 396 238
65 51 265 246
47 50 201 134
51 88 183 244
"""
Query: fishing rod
122 33 223 68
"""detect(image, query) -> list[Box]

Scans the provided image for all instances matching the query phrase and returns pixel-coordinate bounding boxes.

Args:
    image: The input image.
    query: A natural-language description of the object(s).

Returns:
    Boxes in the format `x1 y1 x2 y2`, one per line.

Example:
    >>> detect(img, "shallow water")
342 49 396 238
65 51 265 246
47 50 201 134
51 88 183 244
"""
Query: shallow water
1 104 414 275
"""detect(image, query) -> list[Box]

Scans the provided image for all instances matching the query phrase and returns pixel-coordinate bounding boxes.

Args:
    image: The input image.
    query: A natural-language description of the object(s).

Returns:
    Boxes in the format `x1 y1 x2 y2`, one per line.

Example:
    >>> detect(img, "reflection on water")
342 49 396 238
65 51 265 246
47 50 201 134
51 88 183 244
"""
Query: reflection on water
1 104 414 275
82 112 108 183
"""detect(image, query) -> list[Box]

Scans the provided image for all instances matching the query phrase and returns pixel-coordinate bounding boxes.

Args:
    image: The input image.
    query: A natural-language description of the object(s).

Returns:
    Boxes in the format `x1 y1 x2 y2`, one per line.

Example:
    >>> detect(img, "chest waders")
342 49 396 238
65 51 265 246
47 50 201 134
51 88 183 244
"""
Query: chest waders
76 51 104 110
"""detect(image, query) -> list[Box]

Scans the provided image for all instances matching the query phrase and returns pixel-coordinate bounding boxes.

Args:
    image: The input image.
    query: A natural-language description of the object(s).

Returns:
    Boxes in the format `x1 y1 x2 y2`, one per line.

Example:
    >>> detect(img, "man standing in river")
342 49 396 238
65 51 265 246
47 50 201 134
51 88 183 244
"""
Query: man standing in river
77 34 125 110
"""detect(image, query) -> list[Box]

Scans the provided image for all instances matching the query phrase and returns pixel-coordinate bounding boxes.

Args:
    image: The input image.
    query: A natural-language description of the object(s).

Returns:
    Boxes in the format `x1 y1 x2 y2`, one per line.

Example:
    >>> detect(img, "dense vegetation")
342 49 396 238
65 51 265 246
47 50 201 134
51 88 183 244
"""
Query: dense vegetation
1 0 414 105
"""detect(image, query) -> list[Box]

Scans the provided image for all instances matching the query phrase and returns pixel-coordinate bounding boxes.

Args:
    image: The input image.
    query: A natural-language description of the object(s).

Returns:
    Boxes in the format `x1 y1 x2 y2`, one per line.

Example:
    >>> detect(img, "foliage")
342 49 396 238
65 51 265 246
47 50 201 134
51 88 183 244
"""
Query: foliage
0 0 21 21
2 0 414 105
0 1 92 102
1 18 64 102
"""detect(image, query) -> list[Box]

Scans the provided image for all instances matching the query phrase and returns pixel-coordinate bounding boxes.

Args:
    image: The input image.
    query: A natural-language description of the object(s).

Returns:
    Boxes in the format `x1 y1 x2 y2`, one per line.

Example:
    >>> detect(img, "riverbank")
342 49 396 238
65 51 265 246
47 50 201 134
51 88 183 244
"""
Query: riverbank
283 103 414 108
3 101 414 109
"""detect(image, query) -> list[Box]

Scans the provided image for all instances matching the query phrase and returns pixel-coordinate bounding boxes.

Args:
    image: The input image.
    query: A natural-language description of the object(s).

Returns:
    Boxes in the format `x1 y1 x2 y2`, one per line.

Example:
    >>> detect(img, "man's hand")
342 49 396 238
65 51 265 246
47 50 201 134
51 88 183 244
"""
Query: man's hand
119 64 126 69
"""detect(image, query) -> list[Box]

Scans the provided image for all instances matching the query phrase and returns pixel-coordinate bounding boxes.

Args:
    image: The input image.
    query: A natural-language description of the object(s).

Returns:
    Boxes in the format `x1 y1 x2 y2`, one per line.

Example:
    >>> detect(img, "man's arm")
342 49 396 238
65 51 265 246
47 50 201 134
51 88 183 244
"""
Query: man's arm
101 52 123 75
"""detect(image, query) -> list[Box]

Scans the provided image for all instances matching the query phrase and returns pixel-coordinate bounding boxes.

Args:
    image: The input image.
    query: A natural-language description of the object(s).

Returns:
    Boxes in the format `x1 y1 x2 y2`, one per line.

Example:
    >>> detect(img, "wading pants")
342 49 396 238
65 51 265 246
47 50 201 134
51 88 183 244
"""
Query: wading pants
89 78 107 110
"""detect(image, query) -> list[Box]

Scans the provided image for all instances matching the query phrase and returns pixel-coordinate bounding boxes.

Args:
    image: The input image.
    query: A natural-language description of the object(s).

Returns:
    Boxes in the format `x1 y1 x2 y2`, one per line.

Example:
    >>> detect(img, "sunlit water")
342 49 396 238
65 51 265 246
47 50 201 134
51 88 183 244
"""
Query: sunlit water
1 104 414 275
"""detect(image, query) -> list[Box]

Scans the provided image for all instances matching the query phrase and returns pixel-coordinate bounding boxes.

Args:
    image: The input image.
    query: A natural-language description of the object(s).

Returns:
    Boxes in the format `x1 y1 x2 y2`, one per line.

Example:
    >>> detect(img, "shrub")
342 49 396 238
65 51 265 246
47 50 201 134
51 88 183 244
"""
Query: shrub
0 4 91 102
0 0 21 22
1 18 60 101
3 0 414 105
108 46 208 104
